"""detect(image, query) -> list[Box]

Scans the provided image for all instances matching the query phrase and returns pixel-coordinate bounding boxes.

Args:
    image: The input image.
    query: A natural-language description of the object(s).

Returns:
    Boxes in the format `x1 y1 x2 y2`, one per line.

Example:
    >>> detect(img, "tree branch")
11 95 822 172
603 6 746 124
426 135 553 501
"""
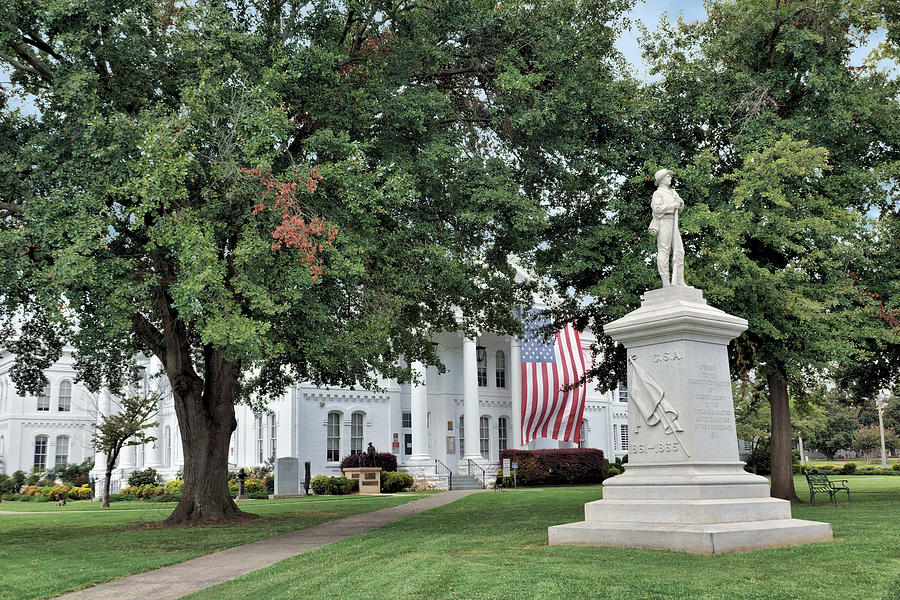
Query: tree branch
11 41 54 81
22 34 62 61
0 50 44 79
131 312 166 362
0 201 25 214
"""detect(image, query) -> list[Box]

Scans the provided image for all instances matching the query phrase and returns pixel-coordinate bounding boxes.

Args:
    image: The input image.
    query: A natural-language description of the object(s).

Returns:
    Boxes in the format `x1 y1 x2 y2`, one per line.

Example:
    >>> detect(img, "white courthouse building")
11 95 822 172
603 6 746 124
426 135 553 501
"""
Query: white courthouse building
1 329 629 490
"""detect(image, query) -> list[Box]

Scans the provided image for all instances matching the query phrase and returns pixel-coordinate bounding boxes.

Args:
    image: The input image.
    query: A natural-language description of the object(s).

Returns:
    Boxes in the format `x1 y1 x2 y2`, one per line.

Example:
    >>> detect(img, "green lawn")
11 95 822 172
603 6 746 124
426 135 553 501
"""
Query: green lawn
0 494 425 600
184 477 900 600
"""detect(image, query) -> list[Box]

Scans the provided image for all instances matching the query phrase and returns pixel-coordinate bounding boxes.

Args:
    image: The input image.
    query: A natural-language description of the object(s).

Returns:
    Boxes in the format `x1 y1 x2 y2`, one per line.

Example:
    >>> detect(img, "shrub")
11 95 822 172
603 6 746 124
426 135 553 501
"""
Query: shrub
340 452 398 472
264 474 274 494
607 465 622 477
381 471 413 493
310 475 358 495
67 485 92 500
49 484 70 501
108 493 137 502
128 467 163 487
304 461 311 495
244 478 265 494
495 449 606 487
309 475 330 495
841 462 857 475
120 486 140 496
164 479 184 494
893 463 900 472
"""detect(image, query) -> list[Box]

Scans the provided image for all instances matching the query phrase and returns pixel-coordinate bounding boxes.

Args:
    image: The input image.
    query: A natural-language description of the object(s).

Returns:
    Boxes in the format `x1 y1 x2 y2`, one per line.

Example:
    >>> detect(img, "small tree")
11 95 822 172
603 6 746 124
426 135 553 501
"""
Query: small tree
92 394 158 507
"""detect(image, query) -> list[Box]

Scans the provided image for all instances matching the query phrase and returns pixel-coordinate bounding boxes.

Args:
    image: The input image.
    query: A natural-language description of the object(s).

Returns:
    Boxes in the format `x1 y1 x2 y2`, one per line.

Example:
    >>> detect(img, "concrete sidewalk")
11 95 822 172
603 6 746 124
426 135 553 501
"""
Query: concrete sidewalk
56 490 481 600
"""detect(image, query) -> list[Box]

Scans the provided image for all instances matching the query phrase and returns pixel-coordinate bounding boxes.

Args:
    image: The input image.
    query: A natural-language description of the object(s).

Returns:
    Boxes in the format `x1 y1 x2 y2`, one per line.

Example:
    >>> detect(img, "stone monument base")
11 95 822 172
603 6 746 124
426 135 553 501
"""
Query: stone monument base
549 463 832 553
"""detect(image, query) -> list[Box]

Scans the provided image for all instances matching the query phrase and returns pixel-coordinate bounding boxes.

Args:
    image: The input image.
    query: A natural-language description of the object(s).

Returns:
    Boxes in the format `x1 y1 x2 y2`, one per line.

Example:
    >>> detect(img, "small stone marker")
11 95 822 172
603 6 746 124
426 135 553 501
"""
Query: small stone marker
274 457 300 497
503 459 511 478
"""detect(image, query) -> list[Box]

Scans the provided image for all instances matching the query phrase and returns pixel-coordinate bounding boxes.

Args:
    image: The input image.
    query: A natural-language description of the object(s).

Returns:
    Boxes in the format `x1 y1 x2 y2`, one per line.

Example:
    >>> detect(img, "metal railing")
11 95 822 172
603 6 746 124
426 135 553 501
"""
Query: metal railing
435 459 453 491
467 459 487 488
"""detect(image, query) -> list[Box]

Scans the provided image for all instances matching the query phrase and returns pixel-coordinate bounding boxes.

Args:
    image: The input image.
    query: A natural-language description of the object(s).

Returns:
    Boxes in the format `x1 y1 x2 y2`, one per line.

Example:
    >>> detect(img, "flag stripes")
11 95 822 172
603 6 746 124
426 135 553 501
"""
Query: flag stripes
520 315 587 445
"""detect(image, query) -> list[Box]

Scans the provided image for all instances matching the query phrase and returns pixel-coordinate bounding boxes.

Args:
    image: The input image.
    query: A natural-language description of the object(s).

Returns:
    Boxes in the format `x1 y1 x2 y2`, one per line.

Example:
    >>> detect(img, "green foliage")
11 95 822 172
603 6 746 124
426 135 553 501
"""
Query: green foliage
309 475 357 495
380 471 413 493
0 0 636 520
91 394 159 474
303 461 311 495
127 467 163 487
44 458 95 486
841 462 858 475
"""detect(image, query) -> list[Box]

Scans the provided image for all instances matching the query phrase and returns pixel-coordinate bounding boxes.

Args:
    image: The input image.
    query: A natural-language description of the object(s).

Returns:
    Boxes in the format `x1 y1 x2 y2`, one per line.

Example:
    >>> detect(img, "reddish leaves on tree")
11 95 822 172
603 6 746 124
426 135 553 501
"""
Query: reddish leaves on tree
240 166 336 281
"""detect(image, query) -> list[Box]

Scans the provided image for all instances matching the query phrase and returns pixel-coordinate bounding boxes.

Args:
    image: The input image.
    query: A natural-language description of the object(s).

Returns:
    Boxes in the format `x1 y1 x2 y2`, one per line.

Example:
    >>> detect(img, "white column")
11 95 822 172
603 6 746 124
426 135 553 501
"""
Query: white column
146 399 164 468
407 360 431 465
462 337 481 461
510 337 522 449
94 392 111 472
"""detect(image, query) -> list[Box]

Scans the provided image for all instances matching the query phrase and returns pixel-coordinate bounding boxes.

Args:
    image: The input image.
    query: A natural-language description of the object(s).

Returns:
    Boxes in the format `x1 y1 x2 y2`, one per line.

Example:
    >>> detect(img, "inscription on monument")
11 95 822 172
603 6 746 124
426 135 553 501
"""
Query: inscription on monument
690 364 734 432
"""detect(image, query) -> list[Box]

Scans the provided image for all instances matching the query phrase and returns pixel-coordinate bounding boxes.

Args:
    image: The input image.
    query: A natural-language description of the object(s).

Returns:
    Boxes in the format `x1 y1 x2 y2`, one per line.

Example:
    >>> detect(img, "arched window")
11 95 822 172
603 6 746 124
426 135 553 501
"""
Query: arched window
0 434 5 456
578 420 588 448
351 411 365 455
55 435 70 466
326 412 341 462
37 384 51 411
34 435 48 470
164 426 172 467
476 347 488 387
495 350 506 388
479 416 490 459
459 415 465 453
498 417 508 452
58 380 72 412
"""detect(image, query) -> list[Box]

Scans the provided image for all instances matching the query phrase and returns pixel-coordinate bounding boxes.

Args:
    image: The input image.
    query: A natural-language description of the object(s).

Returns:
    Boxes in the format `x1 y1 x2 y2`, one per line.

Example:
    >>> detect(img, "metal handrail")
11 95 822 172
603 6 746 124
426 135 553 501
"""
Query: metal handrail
435 459 453 491
467 459 486 488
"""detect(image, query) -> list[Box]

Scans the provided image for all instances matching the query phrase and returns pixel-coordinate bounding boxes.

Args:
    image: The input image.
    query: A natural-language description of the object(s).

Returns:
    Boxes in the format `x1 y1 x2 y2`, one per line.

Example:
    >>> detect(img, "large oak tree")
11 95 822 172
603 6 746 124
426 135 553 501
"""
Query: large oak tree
539 0 899 502
0 0 634 523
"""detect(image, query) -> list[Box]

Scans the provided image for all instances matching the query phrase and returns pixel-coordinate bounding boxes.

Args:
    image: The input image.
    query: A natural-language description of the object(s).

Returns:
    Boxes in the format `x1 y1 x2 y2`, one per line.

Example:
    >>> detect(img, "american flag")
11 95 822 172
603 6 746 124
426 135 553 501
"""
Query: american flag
521 310 588 445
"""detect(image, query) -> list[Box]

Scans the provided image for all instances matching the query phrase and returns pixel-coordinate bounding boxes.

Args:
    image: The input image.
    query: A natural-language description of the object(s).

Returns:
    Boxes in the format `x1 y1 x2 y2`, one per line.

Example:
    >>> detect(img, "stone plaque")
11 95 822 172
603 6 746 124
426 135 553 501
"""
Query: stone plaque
274 457 300 496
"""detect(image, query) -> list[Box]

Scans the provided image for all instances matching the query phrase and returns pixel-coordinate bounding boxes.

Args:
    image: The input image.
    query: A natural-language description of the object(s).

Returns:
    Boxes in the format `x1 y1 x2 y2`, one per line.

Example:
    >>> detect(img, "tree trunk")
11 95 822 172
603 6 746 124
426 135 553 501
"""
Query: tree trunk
163 348 255 525
767 372 802 503
102 454 115 508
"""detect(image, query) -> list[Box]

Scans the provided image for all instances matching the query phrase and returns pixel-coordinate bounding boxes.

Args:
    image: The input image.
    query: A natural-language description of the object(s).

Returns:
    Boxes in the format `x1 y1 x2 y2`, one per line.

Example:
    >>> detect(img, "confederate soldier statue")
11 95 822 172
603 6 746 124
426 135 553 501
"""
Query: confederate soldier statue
648 169 686 287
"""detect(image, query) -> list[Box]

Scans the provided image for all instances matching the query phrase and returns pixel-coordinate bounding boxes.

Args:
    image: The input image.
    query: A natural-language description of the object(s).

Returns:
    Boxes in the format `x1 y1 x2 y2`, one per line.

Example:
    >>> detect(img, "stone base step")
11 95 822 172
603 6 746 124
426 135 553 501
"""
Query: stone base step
451 474 486 490
585 497 791 524
548 518 833 554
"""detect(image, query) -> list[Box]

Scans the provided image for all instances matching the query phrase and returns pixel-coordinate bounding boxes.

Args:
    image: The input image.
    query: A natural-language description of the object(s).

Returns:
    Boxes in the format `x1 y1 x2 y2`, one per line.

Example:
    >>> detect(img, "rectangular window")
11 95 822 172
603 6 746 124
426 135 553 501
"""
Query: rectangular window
495 350 506 388
351 412 364 454
55 436 69 466
34 436 48 470
327 412 341 462
401 411 412 428
256 415 265 463
58 381 72 412
476 347 488 387
498 417 508 452
459 416 465 454
620 424 629 451
37 385 51 411
618 384 628 403
269 414 277 460
479 416 490 459
404 433 412 456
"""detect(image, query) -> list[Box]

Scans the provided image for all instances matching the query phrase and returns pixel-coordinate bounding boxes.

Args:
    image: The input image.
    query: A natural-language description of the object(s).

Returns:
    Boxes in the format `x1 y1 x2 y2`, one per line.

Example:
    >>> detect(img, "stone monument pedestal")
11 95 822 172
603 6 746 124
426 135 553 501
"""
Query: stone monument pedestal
342 467 382 494
549 286 832 553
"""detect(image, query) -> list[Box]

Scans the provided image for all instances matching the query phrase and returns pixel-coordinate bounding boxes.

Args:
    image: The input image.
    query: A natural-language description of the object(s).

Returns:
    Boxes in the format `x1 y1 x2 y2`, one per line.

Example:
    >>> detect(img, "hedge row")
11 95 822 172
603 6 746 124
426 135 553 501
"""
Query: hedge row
310 475 358 495
802 463 900 476
496 448 606 486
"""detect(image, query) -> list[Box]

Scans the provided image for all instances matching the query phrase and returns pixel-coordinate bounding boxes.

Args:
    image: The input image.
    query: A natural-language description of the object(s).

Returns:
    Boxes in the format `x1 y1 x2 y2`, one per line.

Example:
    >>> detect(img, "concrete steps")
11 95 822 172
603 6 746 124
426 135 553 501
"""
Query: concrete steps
451 474 486 490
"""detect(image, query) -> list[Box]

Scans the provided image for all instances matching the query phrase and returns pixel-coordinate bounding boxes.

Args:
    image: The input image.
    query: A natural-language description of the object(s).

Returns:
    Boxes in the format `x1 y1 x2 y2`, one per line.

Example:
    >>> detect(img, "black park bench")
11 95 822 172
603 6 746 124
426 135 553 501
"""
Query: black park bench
802 469 850 505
